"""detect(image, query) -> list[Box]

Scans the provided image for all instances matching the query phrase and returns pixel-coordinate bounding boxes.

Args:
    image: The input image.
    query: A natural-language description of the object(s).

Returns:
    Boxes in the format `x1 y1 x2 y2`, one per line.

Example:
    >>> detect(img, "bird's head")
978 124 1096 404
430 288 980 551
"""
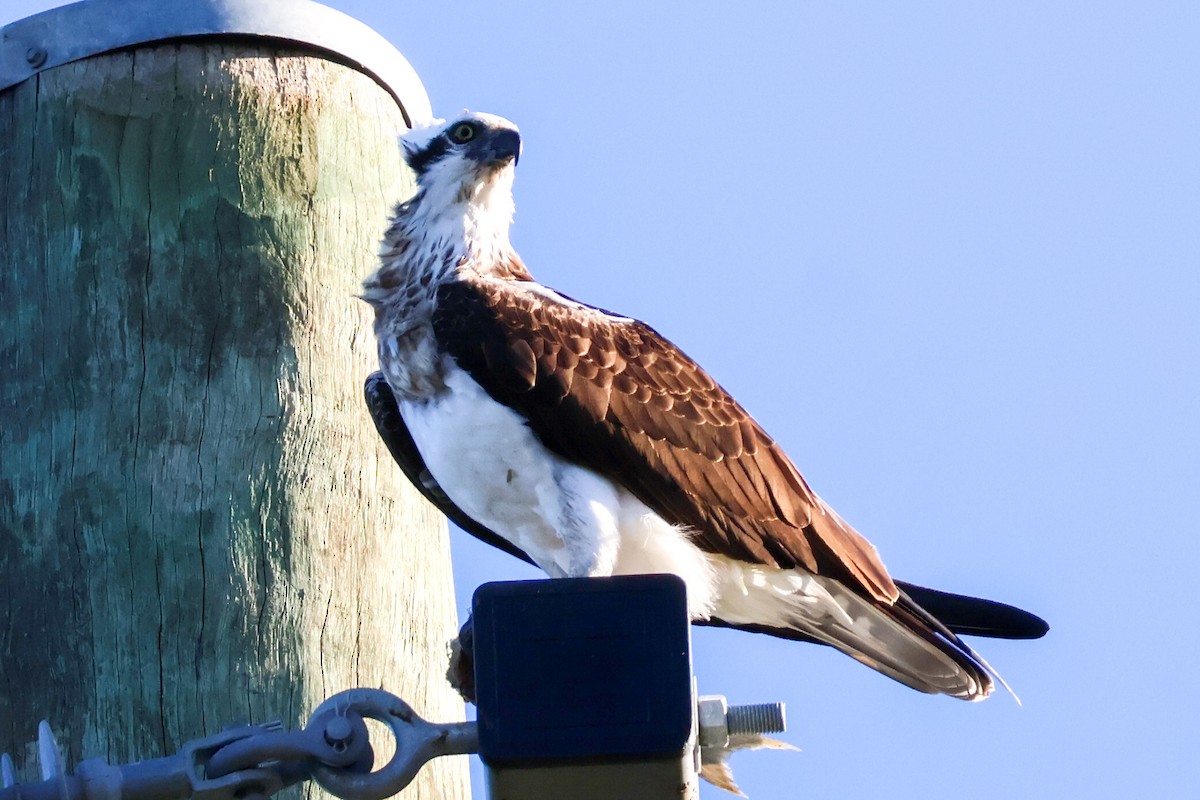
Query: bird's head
400 112 522 224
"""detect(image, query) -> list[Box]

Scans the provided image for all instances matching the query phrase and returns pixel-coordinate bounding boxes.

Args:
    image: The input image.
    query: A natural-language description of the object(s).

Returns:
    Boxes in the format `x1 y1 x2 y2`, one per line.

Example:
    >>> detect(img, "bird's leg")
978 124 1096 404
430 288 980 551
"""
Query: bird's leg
446 613 476 704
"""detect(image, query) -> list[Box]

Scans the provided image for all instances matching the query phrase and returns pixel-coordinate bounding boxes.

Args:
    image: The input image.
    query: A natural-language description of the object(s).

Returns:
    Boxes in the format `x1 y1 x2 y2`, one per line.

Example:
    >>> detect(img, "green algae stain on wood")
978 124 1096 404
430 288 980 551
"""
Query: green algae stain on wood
0 43 467 800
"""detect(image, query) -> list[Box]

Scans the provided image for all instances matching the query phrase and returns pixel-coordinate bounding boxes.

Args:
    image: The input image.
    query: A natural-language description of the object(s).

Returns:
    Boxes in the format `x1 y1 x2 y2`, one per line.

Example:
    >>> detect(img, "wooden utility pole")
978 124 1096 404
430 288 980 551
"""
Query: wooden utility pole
0 3 468 798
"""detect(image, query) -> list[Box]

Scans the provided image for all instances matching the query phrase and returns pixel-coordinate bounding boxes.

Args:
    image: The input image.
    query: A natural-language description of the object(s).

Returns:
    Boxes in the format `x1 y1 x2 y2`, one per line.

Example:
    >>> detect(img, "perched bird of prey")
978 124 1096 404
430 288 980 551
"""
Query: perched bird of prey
362 112 1047 703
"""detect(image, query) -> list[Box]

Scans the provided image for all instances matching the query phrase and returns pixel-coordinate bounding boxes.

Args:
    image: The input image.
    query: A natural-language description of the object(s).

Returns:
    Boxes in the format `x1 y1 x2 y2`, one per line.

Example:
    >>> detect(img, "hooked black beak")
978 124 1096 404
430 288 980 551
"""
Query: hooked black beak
481 128 521 167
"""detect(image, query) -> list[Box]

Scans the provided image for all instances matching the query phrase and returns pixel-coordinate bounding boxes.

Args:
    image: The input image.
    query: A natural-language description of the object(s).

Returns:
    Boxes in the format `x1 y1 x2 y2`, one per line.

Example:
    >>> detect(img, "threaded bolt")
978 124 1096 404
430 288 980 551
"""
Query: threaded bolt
726 702 786 736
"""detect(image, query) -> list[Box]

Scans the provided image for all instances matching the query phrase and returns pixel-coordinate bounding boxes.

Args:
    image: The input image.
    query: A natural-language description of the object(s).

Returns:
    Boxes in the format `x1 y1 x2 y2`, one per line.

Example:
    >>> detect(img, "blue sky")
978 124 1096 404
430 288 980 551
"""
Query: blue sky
6 1 1198 798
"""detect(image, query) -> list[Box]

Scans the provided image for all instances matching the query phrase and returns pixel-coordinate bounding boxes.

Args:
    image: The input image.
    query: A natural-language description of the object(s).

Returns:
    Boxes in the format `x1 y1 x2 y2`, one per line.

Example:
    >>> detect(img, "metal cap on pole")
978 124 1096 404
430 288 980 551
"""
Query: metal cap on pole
0 0 432 123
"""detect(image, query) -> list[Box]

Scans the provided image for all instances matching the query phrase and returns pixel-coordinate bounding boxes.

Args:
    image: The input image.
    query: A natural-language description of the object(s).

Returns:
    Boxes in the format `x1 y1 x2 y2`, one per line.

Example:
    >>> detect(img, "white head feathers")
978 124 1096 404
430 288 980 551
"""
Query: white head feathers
391 111 524 267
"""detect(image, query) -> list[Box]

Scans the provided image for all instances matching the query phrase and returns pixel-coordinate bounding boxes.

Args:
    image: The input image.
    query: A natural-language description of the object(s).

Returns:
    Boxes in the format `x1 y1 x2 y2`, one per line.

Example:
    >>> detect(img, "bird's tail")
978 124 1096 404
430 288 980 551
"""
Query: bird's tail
709 561 1007 701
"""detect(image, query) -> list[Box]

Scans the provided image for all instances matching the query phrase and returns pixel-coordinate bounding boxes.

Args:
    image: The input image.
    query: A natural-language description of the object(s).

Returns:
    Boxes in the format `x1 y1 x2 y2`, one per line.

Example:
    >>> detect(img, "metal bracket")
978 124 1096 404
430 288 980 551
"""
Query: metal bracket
0 0 432 125
307 689 479 800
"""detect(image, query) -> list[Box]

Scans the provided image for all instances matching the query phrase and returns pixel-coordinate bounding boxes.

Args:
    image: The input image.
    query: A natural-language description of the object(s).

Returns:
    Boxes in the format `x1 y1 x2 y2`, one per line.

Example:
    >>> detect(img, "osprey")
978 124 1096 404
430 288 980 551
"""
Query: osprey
362 112 1047 702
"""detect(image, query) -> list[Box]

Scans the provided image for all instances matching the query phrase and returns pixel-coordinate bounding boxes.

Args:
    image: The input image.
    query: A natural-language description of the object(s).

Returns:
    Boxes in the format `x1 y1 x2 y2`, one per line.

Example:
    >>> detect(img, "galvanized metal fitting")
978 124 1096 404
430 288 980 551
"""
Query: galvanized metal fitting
697 695 787 748
0 0 432 124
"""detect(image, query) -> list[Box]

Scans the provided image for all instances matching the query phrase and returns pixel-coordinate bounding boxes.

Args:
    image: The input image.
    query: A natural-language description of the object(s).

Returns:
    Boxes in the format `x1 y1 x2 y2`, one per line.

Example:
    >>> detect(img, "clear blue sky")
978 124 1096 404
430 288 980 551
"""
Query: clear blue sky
6 2 1197 798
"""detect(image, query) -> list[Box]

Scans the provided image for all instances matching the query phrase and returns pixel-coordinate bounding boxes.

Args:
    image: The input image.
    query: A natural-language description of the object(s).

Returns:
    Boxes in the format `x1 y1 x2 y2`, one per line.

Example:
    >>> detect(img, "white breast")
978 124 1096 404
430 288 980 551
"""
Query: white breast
399 364 572 563
396 361 718 617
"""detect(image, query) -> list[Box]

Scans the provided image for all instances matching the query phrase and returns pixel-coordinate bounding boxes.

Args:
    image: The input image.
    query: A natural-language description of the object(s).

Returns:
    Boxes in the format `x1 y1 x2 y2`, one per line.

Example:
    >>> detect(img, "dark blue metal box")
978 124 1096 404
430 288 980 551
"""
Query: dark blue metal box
473 574 693 766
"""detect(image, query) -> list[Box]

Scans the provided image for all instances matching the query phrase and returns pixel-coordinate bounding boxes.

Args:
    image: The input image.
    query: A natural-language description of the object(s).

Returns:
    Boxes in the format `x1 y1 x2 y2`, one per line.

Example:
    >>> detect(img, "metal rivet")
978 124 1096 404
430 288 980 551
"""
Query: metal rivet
25 47 48 68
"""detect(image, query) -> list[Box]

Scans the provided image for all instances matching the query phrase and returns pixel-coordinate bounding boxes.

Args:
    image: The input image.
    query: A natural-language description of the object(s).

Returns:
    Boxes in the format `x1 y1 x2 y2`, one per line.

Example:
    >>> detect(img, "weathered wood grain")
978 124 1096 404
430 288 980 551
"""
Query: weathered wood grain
0 43 468 799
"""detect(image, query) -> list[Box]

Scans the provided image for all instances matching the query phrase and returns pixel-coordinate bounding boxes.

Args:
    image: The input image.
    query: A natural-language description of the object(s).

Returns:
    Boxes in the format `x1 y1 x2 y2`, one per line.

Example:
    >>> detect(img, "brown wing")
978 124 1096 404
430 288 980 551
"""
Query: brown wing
433 276 899 604
368 371 1048 640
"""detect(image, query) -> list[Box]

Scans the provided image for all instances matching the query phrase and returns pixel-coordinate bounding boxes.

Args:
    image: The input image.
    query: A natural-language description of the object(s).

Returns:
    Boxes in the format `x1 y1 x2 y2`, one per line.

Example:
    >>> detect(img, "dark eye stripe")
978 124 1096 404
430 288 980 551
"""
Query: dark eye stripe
405 121 481 173
406 135 449 173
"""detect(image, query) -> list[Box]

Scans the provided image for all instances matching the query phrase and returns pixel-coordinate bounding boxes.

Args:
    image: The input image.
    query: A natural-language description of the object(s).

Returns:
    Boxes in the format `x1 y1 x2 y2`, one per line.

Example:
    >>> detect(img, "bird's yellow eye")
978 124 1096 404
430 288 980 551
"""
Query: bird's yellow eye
450 123 477 143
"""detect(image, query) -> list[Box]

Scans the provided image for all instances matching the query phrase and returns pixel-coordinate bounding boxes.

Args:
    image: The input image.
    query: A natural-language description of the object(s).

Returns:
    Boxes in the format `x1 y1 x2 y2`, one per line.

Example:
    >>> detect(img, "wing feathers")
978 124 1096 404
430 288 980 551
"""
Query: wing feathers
432 276 898 603
508 338 537 388
365 370 1047 700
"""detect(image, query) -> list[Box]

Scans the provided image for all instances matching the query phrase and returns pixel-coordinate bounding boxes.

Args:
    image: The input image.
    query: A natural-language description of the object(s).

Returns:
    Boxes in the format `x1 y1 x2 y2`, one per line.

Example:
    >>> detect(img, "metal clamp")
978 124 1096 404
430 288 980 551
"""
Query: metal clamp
0 0 432 124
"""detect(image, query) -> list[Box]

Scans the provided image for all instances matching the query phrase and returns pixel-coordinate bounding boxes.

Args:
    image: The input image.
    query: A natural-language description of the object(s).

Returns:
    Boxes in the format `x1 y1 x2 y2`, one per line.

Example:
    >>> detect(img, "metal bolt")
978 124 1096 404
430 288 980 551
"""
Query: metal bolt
323 716 354 752
25 47 48 68
726 702 786 736
697 695 787 748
